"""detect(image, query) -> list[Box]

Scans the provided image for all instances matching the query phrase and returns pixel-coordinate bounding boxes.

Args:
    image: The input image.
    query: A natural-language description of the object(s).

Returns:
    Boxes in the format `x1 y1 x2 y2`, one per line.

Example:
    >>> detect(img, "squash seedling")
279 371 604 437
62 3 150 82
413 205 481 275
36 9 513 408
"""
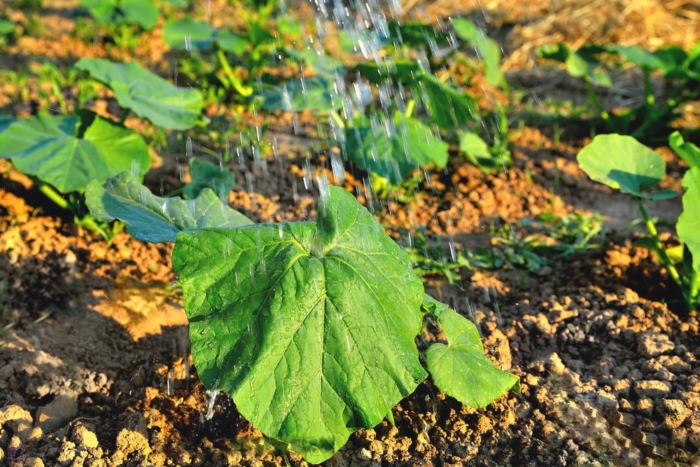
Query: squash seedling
537 42 700 142
80 0 159 54
86 173 519 463
577 134 699 312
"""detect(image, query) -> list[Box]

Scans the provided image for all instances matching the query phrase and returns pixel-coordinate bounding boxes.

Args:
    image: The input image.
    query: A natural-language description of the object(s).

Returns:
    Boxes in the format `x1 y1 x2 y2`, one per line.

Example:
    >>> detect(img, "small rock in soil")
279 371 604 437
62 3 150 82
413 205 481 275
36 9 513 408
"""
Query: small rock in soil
0 405 33 441
637 332 675 357
633 380 672 399
658 399 691 429
35 395 78 433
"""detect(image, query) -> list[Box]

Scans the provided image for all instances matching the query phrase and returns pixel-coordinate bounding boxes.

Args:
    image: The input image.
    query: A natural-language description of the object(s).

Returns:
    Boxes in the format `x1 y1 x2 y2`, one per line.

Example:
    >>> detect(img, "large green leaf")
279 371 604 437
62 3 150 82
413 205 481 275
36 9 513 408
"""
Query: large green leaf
677 167 700 272
419 72 478 129
75 58 203 130
452 18 504 87
162 17 216 51
669 131 700 169
183 158 235 200
0 114 149 193
81 0 159 30
85 172 251 243
422 295 519 408
172 186 427 463
259 77 340 112
0 116 15 133
345 112 449 183
577 134 666 197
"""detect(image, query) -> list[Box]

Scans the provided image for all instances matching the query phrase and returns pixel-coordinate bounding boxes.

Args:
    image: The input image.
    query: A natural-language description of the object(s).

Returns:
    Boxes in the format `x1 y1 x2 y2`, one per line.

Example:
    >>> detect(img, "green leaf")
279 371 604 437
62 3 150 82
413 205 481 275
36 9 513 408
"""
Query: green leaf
183 158 235 200
172 186 427 463
0 20 15 36
388 21 449 51
354 60 422 84
76 58 203 130
537 43 611 87
605 45 663 70
0 116 15 133
345 112 449 183
577 134 666 197
422 295 519 408
259 77 340 112
216 30 249 55
669 131 700 169
459 132 498 172
0 114 150 193
163 18 215 51
85 172 251 243
452 18 504 87
81 0 159 30
653 46 688 79
248 20 273 47
647 190 677 201
285 47 344 79
419 72 478 129
677 167 700 272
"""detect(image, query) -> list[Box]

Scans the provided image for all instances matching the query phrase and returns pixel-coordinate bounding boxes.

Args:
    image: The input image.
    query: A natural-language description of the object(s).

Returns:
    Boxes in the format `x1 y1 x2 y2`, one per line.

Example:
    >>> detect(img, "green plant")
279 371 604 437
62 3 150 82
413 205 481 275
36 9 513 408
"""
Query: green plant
537 42 700 141
451 18 505 89
75 58 204 129
0 111 150 239
80 0 159 52
0 19 16 49
403 212 603 284
577 133 699 312
86 174 518 463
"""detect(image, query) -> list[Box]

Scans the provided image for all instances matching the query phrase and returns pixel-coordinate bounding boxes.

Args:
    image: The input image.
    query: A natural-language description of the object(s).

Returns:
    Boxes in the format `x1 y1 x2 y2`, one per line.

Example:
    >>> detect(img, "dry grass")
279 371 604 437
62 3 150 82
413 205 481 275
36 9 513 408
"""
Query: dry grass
399 0 700 70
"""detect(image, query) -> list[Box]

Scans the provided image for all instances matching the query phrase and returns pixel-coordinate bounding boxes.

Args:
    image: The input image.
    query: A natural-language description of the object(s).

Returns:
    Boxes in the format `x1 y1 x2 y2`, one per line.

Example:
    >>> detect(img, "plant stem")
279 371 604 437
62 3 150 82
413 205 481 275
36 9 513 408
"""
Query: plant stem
119 107 129 125
690 269 699 307
216 49 253 97
329 110 345 128
38 182 70 210
636 198 683 288
582 79 609 120
642 68 654 106
405 99 415 118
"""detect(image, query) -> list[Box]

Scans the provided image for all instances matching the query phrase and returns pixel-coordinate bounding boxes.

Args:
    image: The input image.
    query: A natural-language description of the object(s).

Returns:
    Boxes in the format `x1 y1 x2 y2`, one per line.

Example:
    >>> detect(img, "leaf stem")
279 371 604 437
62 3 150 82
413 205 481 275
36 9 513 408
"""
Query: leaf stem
329 110 345 128
582 79 609 120
37 181 70 210
690 269 699 309
636 198 683 288
405 99 415 118
119 107 130 125
216 49 253 97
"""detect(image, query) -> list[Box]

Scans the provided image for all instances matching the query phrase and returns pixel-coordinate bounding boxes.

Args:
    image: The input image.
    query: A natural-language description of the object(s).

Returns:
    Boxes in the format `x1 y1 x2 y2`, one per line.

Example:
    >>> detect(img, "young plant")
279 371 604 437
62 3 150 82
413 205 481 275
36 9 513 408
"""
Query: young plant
162 6 284 101
86 173 519 463
537 42 700 141
0 111 150 239
75 58 204 130
80 0 159 53
577 133 699 311
0 19 15 49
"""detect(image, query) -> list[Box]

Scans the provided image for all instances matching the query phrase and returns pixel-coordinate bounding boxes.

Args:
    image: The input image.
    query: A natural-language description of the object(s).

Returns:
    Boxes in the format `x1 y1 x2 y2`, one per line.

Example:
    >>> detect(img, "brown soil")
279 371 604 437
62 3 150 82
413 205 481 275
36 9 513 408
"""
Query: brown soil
1 1 700 467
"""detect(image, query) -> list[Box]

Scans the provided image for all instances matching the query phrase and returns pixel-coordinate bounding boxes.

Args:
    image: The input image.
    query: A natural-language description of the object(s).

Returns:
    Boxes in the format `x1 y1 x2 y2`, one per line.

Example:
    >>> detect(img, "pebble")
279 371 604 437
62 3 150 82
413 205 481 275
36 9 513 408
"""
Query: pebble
0 405 33 441
633 380 672 399
657 399 691 429
637 332 675 358
35 396 78 433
